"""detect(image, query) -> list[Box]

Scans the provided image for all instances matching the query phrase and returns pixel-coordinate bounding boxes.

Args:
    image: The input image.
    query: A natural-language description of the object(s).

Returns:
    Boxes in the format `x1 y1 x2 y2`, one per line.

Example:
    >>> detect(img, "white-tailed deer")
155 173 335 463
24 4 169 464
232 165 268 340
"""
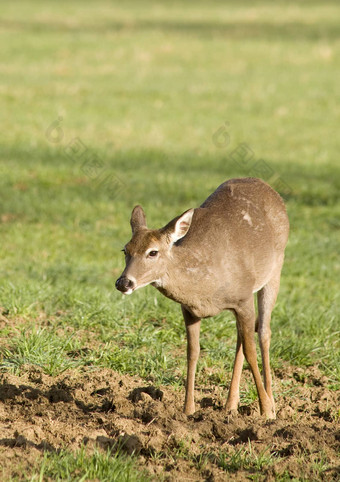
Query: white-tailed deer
116 178 289 418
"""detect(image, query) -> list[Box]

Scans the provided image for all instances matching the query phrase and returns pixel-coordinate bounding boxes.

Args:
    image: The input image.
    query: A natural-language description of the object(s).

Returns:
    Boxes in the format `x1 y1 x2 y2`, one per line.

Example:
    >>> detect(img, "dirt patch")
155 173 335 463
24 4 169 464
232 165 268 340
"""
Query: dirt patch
0 365 339 480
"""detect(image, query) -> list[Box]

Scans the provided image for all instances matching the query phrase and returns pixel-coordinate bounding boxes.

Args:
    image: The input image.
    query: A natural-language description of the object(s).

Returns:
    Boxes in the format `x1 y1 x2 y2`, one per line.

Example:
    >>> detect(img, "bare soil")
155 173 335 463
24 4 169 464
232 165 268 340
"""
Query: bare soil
0 364 339 481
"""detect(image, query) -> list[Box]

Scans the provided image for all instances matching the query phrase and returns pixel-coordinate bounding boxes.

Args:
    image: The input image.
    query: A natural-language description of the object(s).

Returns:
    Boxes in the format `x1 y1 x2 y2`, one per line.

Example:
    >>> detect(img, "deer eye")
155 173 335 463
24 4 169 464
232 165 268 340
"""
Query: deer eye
148 250 158 257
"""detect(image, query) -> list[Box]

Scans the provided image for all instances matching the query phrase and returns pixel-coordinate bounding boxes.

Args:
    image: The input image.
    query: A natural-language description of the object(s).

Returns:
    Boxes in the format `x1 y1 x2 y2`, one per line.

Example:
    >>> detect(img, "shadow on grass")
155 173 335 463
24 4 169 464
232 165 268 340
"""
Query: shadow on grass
1 18 339 41
1 144 340 213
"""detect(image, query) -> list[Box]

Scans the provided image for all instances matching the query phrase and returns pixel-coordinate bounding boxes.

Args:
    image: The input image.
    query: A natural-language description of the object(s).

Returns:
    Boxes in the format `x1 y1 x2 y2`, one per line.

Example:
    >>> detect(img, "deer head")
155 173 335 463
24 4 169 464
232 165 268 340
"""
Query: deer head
115 205 194 294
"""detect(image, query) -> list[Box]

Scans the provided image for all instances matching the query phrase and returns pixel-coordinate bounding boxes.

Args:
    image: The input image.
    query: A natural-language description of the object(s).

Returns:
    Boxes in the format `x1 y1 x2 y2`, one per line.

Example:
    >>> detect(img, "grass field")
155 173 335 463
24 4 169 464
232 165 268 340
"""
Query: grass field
0 0 339 480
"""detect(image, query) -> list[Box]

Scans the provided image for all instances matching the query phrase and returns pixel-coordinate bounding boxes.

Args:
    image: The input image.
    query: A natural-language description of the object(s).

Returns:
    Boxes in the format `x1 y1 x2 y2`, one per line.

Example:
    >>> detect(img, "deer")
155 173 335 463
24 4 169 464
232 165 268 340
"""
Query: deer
115 178 289 419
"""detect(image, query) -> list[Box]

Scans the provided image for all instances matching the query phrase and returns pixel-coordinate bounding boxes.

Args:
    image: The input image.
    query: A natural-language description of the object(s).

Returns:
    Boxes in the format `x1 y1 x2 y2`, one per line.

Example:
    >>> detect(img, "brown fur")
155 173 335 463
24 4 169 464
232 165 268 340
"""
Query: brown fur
116 178 289 418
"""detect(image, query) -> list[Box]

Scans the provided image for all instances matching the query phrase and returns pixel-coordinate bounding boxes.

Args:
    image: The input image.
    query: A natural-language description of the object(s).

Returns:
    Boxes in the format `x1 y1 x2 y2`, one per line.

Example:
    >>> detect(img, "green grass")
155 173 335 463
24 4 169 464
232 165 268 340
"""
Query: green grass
217 443 275 474
0 0 340 479
29 446 150 482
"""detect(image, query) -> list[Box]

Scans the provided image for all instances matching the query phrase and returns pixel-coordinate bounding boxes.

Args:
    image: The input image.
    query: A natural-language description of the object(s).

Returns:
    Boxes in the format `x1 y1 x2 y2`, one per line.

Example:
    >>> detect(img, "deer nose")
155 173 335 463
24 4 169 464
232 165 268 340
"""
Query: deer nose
115 276 135 293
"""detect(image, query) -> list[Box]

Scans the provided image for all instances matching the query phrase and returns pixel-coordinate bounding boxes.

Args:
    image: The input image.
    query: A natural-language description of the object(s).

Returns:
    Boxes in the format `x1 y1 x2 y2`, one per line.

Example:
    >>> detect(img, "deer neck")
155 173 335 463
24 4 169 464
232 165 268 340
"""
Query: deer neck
153 243 218 316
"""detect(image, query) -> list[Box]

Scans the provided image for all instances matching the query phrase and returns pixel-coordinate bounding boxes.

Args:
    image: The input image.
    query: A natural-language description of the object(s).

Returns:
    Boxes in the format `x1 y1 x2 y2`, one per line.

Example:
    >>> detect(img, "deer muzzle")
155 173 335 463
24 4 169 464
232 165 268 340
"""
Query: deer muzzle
115 276 135 294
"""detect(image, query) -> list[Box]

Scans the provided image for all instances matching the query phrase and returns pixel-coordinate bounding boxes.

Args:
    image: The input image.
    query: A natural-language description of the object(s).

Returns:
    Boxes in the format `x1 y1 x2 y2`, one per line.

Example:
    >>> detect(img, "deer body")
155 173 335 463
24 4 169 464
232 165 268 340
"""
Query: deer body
116 178 289 418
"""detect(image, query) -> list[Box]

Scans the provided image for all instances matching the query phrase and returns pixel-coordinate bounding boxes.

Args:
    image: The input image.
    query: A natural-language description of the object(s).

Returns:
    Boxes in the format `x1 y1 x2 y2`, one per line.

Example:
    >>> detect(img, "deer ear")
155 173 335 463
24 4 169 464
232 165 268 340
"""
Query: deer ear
162 209 194 244
130 205 147 234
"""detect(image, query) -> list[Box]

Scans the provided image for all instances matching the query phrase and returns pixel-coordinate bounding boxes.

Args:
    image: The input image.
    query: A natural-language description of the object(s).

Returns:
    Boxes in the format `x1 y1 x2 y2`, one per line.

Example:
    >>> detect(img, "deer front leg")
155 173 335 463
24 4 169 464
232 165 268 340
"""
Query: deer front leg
182 306 201 415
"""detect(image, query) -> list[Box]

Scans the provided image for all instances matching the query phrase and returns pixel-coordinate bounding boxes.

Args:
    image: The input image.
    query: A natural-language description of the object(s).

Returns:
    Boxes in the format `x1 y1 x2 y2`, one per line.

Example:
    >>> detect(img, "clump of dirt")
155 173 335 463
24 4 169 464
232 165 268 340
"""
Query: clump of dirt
0 364 339 480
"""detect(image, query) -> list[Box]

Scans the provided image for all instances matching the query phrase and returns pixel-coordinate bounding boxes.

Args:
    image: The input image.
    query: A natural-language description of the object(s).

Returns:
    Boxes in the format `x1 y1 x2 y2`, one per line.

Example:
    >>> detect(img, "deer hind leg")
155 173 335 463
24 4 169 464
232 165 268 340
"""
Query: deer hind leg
235 297 275 418
182 306 201 415
257 260 283 416
225 329 244 413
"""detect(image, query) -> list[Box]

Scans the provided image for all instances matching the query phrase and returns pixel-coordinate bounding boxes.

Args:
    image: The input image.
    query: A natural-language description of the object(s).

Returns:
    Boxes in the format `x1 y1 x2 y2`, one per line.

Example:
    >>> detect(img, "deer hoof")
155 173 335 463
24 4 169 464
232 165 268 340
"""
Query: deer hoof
263 406 276 420
266 410 276 420
183 405 195 416
225 408 238 420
